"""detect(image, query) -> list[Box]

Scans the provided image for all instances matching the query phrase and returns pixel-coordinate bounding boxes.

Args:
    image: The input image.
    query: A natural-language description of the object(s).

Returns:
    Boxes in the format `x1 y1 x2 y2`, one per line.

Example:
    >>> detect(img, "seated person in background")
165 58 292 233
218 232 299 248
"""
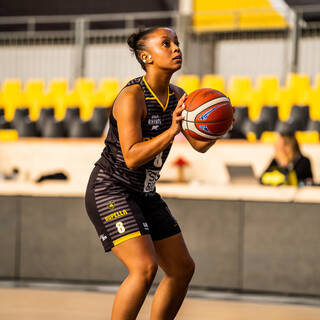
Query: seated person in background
260 131 313 186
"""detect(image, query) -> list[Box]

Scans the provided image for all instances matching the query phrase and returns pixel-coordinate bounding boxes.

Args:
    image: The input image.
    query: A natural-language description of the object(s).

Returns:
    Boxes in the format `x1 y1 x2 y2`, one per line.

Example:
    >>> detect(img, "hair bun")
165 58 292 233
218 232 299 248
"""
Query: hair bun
127 33 139 50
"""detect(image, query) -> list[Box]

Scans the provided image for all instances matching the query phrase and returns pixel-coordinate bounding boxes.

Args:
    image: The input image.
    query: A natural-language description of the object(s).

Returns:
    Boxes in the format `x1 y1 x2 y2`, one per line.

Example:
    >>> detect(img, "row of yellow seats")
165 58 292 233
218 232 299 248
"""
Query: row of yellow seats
193 0 287 32
246 131 320 144
175 73 320 121
0 78 120 121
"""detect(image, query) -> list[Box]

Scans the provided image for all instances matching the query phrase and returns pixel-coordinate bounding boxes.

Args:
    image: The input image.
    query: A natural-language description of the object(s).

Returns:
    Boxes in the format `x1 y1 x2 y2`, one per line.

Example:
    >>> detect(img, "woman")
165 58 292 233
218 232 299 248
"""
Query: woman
260 131 313 186
85 27 226 320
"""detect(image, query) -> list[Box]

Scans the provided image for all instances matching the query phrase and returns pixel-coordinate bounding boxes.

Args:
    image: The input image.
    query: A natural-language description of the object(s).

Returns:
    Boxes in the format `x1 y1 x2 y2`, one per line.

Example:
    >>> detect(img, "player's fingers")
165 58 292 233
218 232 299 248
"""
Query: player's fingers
176 104 185 115
177 93 187 107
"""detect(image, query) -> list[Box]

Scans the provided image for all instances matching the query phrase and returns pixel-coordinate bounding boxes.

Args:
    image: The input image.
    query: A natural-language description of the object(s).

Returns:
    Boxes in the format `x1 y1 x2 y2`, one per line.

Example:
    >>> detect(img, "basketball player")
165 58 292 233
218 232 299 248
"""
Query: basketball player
85 27 229 320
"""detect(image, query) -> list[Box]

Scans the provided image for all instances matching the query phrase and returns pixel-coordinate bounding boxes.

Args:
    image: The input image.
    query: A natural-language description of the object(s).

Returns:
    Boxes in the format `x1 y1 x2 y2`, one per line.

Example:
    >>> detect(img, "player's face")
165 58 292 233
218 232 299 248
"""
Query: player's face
144 28 182 71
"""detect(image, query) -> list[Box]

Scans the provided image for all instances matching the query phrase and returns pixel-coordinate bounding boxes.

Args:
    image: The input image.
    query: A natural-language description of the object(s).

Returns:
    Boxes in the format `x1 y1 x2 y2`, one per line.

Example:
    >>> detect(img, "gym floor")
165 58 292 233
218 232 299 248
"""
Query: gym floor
1 282 320 320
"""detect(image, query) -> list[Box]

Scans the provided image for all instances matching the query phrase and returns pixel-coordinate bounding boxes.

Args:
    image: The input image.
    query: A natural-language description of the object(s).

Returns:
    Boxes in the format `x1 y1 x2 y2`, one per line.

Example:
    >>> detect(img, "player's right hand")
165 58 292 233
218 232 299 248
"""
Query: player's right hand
169 93 187 137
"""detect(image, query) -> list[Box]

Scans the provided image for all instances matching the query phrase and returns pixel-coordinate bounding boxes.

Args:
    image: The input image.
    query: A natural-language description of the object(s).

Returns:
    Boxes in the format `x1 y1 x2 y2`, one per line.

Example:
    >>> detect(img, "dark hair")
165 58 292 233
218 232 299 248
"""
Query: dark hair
127 27 159 71
280 131 301 155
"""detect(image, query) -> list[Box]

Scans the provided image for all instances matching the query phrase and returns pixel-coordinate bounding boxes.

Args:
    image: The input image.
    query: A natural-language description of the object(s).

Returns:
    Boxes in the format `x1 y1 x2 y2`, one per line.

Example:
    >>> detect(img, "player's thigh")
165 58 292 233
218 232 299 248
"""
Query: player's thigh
112 234 158 273
153 233 195 277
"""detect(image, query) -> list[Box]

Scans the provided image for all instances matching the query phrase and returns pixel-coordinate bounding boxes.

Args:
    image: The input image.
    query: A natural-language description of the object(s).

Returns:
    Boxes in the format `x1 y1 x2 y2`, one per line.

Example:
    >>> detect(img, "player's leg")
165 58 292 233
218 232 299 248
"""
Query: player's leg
150 233 195 320
111 234 158 320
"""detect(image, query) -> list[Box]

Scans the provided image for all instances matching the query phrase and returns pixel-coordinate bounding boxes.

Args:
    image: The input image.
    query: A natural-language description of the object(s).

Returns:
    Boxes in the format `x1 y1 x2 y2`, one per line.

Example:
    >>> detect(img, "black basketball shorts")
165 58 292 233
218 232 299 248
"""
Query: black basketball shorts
85 165 181 252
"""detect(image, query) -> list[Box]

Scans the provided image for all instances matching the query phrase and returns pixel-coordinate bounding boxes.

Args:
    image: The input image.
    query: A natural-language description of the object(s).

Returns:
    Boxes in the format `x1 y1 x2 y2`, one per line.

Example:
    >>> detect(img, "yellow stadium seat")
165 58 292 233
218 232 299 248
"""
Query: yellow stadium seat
1 79 24 121
309 89 320 121
277 88 294 121
201 74 226 93
74 77 95 93
285 73 311 105
175 75 200 94
314 73 320 92
255 75 280 105
246 131 257 142
0 129 18 141
46 79 68 120
24 79 45 120
73 78 96 120
93 78 120 107
249 75 280 121
260 131 277 143
227 75 252 106
193 0 288 32
295 131 320 144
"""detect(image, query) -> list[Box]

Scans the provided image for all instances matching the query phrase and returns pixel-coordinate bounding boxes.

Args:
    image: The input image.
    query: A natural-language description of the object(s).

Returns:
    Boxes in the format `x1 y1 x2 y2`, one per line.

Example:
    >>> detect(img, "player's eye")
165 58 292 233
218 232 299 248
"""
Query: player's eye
175 41 180 47
162 40 170 47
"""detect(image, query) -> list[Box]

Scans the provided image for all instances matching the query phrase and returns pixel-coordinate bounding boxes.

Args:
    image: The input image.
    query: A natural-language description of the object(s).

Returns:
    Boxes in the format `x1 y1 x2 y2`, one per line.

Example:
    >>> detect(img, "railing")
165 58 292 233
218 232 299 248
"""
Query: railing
0 7 319 82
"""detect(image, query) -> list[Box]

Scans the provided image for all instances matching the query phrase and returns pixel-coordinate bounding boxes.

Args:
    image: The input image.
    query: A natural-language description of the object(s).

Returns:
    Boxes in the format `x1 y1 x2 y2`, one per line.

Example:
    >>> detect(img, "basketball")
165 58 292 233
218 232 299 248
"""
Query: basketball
181 88 233 141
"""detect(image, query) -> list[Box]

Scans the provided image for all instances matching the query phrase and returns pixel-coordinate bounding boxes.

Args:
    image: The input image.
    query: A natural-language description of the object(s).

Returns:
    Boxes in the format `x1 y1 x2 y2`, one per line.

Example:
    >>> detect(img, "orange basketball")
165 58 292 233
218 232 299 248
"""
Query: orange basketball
181 88 233 141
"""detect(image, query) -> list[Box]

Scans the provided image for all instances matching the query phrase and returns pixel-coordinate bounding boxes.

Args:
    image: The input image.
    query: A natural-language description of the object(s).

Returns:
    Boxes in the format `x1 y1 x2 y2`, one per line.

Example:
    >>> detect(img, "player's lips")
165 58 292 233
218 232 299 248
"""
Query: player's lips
173 55 182 62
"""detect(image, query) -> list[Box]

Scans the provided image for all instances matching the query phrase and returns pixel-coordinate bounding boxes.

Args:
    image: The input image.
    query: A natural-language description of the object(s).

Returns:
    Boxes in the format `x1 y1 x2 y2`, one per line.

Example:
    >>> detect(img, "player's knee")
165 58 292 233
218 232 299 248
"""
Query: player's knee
167 257 195 283
131 260 158 285
183 258 195 282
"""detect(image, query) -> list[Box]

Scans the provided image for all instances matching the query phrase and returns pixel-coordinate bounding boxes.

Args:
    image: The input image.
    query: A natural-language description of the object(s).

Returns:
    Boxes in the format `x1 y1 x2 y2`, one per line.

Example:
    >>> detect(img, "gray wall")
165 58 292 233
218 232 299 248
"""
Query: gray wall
1 195 320 296
1 35 320 84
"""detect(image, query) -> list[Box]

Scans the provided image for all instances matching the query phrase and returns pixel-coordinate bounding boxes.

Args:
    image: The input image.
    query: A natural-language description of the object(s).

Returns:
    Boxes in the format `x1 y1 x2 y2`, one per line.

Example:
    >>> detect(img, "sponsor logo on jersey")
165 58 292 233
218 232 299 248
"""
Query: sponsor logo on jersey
148 115 161 129
99 234 108 241
143 222 149 230
105 209 128 222
106 200 115 209
151 125 160 130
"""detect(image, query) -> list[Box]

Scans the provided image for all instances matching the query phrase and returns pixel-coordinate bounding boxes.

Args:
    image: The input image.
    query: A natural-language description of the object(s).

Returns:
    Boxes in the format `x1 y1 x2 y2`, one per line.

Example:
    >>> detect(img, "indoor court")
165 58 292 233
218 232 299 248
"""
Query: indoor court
1 285 320 320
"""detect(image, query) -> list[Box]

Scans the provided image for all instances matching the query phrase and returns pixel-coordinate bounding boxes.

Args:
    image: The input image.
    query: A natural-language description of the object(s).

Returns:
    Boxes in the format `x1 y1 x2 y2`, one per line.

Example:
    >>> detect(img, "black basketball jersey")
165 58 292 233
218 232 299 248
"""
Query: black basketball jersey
96 76 178 193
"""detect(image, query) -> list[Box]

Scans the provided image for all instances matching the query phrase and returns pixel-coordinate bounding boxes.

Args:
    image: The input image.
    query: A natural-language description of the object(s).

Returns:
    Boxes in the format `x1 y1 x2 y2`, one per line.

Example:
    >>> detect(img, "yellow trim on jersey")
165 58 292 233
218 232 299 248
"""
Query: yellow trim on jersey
143 75 171 111
113 231 141 246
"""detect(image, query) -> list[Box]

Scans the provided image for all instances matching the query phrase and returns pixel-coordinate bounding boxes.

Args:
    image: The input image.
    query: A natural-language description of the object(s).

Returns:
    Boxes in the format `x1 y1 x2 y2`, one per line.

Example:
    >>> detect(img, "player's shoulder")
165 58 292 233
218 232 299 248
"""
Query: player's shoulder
116 83 145 104
169 83 185 100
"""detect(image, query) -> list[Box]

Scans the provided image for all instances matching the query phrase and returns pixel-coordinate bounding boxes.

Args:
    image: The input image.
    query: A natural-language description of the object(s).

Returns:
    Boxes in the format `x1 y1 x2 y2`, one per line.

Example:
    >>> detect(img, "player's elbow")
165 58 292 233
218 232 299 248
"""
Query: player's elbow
123 154 139 170
125 158 139 170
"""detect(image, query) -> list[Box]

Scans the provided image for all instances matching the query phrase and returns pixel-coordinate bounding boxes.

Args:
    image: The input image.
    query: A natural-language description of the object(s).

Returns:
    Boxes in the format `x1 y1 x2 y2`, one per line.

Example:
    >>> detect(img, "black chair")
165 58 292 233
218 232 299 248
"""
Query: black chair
0 116 12 129
233 106 249 131
16 118 39 137
36 107 55 132
42 119 66 138
12 107 29 129
258 106 279 131
288 105 310 130
89 106 110 136
275 105 310 133
275 120 297 134
63 107 80 129
68 119 94 138
241 119 267 139
224 127 246 139
307 120 320 132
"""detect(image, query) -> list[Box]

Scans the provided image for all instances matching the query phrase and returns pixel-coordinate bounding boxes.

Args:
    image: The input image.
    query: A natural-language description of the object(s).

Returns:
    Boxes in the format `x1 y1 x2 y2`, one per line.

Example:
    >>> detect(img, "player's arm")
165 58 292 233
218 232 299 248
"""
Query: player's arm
114 85 184 170
172 85 218 153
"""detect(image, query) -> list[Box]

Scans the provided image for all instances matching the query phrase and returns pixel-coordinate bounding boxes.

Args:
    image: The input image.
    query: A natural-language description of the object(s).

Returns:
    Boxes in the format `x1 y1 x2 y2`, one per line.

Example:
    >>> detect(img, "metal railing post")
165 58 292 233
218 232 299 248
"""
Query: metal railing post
74 18 88 80
290 10 302 73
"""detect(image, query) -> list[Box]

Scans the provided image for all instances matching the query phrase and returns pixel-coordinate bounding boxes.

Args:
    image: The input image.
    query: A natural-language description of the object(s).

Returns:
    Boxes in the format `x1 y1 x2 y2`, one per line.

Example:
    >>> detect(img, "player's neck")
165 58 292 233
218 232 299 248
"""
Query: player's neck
145 71 172 96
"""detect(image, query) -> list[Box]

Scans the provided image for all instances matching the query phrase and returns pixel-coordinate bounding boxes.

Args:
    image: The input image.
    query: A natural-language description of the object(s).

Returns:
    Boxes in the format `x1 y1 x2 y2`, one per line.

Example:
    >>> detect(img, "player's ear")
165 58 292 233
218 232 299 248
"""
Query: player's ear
140 52 148 63
140 51 152 64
